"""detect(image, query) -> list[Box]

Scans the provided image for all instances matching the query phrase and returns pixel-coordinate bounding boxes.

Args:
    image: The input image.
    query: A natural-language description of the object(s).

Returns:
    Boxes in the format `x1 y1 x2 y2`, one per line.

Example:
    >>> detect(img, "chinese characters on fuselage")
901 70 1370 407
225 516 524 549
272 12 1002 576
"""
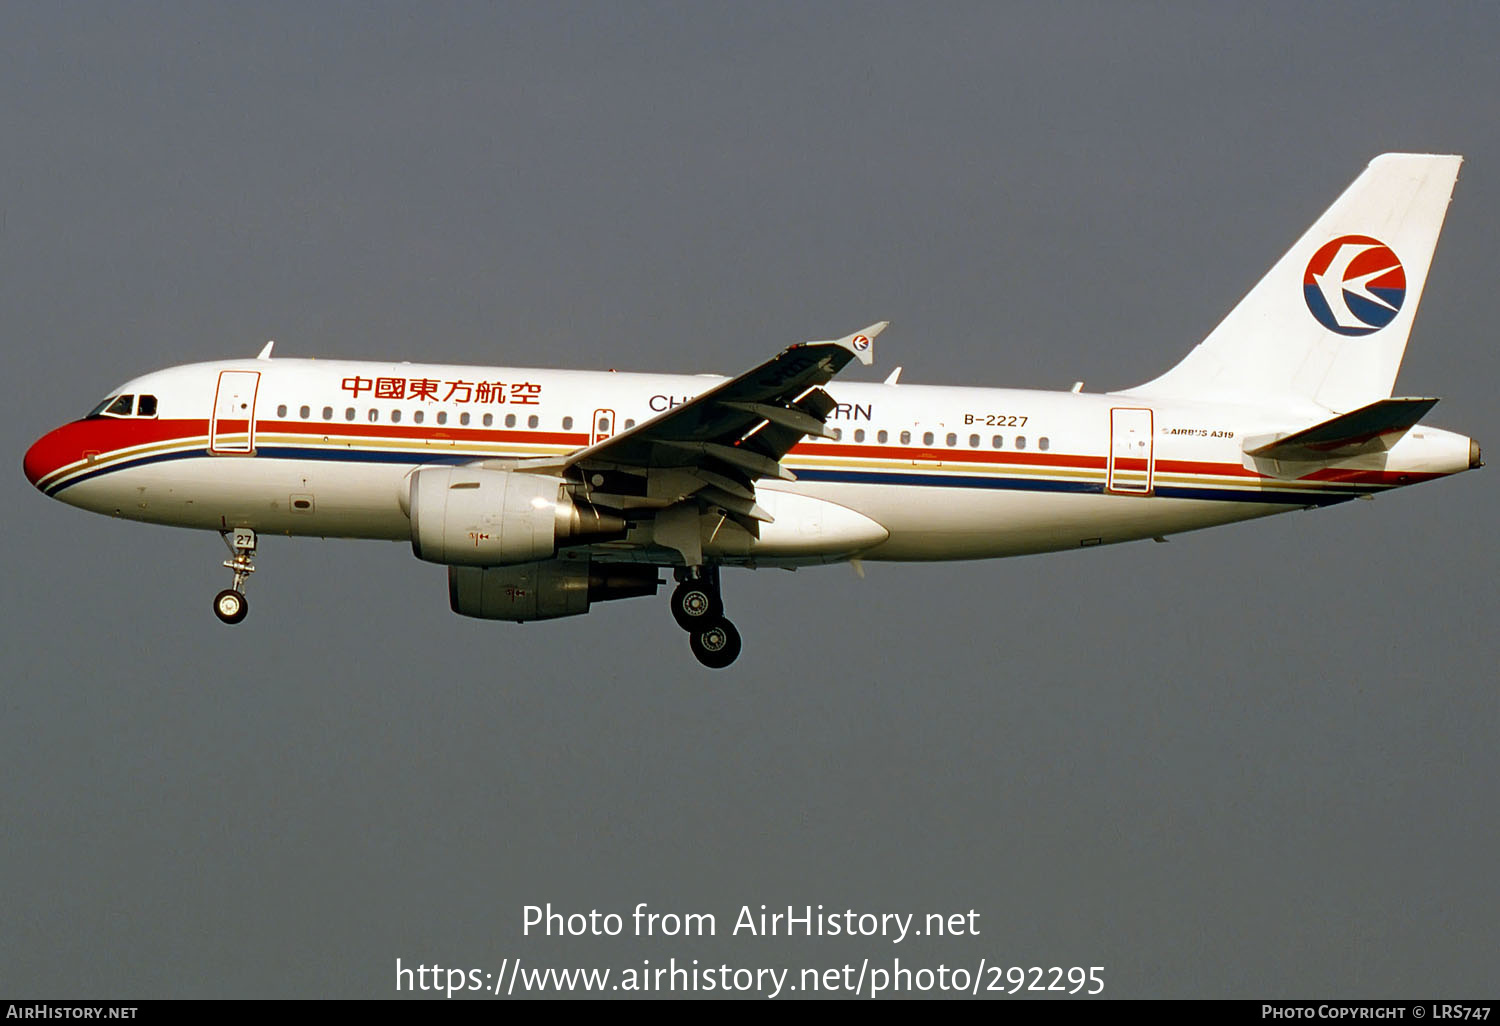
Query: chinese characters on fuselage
340 376 542 405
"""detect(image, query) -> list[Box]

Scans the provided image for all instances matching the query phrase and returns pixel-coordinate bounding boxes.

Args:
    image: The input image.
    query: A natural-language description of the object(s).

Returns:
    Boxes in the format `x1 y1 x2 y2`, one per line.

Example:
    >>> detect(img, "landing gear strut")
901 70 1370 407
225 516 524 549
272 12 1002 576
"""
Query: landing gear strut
214 527 256 625
672 566 741 668
671 567 723 630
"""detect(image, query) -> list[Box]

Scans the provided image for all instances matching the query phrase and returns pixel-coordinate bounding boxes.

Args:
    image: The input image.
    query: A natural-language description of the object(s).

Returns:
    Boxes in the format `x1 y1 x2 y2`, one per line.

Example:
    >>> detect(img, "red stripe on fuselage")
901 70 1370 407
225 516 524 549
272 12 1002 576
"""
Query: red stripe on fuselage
25 416 1436 494
24 418 208 485
23 415 594 488
260 419 589 447
787 441 1105 470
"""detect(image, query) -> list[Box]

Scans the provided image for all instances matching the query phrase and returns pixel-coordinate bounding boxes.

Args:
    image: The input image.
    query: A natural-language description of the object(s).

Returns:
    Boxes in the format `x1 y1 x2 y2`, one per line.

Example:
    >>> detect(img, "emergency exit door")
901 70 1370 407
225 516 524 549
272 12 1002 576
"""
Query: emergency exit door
210 370 261 454
591 408 616 445
1107 407 1154 494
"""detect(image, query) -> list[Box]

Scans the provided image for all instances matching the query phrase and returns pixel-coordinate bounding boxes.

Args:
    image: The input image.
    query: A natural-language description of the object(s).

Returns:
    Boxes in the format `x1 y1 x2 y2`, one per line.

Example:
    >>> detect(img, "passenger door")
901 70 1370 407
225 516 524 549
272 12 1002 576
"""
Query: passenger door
1107 407 1154 494
210 370 261 454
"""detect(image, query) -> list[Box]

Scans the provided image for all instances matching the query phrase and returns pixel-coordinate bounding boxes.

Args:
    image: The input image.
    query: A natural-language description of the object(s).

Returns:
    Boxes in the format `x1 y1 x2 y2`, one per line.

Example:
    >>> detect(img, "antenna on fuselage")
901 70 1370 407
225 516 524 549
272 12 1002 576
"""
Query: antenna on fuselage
256 340 275 360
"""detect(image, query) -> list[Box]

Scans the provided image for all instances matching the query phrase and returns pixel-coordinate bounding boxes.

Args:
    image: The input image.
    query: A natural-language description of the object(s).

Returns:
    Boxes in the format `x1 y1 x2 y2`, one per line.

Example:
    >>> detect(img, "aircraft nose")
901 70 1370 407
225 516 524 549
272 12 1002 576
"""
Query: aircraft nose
23 423 79 490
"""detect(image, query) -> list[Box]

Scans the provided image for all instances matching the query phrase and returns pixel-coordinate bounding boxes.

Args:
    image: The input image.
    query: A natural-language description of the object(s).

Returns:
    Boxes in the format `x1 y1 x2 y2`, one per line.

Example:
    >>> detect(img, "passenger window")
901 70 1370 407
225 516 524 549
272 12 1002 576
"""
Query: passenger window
528 415 539 428
345 408 355 421
877 430 888 443
1015 435 1026 450
854 429 865 443
992 435 1003 448
413 410 424 424
390 409 401 423
459 412 470 426
106 395 134 416
505 414 516 428
299 405 310 419
367 408 378 422
483 413 493 427
436 411 447 425
1039 437 1050 451
946 432 957 446
923 431 934 445
277 404 288 418
136 395 157 417
562 416 574 430
900 431 911 444
830 428 843 441
624 419 636 429
322 406 333 420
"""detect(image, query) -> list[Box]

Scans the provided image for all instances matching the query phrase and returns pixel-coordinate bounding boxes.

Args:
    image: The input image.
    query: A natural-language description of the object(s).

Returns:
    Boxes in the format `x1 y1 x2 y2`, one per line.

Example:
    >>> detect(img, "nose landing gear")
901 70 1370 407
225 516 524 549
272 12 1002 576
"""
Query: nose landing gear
213 527 257 625
672 567 741 668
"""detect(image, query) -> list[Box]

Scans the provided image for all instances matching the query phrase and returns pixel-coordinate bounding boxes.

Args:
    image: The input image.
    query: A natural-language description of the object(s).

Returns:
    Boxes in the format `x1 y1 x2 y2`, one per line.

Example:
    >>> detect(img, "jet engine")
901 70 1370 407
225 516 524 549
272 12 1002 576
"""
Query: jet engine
448 560 661 621
406 466 626 566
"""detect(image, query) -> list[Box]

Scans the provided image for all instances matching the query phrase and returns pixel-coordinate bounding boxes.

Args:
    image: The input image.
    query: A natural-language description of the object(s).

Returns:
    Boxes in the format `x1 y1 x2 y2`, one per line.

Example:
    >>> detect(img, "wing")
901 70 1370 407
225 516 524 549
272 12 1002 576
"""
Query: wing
551 322 885 535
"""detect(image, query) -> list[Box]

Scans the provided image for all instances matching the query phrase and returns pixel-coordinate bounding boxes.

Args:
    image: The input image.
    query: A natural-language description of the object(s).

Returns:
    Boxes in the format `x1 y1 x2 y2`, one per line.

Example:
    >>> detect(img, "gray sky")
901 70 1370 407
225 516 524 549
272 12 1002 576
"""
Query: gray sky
3 2 1496 999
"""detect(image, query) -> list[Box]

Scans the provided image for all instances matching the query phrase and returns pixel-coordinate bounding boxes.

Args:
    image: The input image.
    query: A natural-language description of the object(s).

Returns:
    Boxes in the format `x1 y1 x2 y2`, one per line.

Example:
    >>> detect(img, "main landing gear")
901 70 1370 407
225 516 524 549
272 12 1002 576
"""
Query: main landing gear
671 566 741 669
213 527 257 625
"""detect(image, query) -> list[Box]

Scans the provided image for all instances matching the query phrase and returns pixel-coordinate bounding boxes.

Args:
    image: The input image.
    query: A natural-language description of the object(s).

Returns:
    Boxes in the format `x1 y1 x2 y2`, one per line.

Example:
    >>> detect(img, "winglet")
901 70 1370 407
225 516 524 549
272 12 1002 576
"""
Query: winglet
831 321 886 366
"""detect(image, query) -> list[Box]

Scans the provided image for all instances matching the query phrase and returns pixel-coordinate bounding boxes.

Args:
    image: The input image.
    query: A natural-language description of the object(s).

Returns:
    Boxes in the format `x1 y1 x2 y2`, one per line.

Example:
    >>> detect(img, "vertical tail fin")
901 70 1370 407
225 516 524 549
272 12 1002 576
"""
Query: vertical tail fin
1126 153 1462 412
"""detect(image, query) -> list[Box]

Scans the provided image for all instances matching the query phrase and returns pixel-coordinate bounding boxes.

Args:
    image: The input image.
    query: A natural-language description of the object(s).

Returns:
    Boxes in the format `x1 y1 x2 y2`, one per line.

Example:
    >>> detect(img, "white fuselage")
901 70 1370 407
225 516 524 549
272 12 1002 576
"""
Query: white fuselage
26 357 1475 567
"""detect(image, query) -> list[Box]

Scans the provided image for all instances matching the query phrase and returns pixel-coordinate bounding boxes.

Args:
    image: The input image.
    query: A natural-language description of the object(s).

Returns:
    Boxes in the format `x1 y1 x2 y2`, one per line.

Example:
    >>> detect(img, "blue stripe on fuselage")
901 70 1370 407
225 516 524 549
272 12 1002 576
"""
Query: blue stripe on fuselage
47 442 1356 507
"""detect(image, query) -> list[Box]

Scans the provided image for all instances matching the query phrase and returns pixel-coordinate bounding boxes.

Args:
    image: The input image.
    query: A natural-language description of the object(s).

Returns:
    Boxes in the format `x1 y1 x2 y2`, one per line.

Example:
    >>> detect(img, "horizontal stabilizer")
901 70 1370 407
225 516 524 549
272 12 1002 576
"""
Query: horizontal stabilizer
1245 397 1438 462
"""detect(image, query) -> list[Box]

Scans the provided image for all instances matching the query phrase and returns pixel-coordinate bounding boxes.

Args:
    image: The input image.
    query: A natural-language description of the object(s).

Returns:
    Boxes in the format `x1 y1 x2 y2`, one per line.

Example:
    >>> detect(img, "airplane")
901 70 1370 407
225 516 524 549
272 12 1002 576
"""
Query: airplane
22 153 1481 668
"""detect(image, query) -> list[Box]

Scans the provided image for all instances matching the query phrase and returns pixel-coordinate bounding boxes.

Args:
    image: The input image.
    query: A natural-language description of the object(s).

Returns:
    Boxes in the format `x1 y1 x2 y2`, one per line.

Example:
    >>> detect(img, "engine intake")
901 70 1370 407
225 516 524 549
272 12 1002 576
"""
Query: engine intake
448 560 661 621
407 466 626 566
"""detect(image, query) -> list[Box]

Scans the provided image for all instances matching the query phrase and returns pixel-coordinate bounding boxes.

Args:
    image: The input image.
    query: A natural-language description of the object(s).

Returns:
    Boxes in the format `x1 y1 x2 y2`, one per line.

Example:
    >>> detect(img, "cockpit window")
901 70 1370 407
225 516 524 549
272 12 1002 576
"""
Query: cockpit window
86 393 158 418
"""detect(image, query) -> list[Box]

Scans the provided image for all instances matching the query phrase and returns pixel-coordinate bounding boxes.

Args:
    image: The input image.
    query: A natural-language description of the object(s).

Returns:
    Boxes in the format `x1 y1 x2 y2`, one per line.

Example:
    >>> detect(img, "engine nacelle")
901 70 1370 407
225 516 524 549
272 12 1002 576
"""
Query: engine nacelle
448 560 661 621
406 466 626 566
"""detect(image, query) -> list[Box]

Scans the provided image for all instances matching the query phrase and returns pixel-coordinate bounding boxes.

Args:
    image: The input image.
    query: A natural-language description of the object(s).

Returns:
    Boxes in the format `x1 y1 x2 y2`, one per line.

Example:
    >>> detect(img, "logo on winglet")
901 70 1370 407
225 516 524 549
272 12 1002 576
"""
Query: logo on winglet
1303 235 1406 336
851 334 871 352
